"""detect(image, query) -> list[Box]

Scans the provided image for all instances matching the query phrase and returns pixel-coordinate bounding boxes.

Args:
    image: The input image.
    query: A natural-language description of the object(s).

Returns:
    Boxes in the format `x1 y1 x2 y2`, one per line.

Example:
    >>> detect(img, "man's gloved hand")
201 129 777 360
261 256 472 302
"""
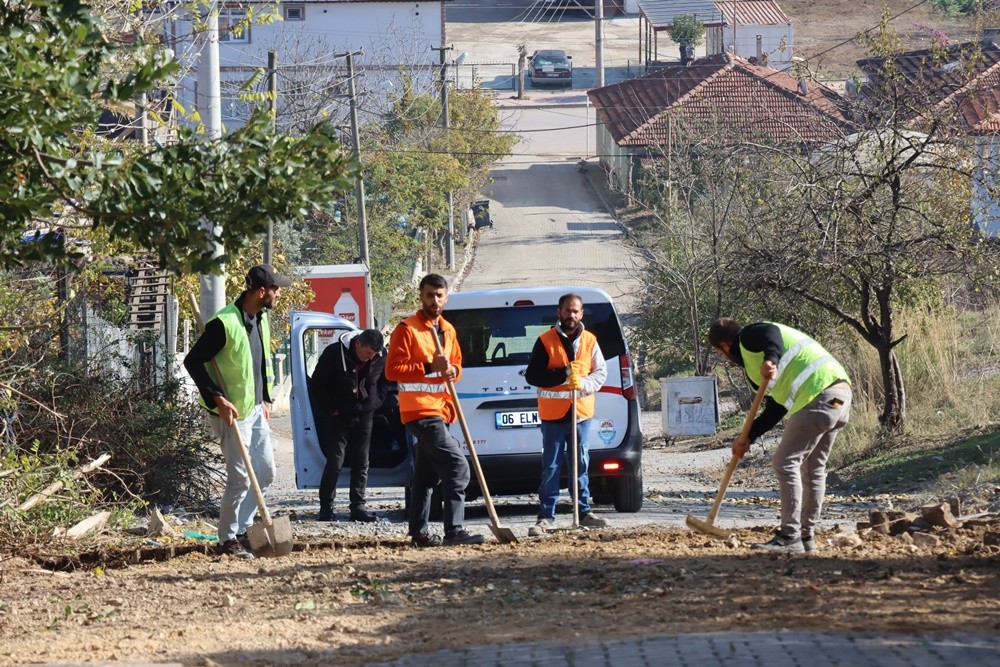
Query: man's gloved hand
567 372 583 391
569 360 588 377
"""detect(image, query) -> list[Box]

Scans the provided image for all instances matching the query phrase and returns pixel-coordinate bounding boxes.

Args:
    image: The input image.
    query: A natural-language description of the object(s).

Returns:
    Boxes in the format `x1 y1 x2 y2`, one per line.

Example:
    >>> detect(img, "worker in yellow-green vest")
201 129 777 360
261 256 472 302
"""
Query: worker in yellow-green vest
708 319 852 555
184 264 292 560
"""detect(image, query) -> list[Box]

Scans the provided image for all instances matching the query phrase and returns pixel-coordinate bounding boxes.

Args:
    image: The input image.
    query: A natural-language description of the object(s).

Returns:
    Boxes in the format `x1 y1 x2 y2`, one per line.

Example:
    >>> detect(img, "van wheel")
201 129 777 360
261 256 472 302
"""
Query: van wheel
403 485 444 521
613 469 643 513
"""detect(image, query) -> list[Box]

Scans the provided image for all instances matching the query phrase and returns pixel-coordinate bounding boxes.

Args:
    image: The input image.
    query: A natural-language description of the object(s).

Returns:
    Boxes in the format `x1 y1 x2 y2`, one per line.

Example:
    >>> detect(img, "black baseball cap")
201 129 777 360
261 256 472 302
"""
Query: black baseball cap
246 264 293 289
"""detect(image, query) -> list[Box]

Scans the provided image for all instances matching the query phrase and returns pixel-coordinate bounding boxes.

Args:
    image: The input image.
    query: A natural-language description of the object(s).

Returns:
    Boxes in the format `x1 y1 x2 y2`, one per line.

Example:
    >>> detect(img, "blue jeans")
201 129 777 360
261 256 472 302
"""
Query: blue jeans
210 404 276 542
537 418 592 520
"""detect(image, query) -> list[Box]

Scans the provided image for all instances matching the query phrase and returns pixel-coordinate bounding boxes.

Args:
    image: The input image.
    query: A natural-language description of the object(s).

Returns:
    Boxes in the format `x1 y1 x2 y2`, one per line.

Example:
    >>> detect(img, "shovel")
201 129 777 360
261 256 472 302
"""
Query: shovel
685 379 769 539
189 294 293 558
571 388 580 528
432 327 517 544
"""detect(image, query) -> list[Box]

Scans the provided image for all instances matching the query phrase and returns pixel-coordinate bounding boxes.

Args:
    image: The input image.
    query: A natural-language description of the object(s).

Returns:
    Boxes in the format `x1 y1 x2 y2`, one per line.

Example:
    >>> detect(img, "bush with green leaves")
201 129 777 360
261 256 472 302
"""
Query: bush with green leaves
668 14 706 47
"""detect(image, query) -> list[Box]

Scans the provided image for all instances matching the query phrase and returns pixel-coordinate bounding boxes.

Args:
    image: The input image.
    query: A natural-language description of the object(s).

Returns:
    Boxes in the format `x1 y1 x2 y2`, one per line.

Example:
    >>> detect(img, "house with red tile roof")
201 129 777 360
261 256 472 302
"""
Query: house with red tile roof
854 35 1000 234
587 52 853 193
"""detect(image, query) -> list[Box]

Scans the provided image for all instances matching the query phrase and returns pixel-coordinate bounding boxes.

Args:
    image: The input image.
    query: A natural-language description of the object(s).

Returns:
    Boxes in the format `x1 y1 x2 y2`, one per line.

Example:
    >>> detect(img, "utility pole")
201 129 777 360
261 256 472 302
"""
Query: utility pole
337 49 374 328
196 4 225 319
595 0 605 88
732 0 738 55
431 44 456 271
264 49 277 265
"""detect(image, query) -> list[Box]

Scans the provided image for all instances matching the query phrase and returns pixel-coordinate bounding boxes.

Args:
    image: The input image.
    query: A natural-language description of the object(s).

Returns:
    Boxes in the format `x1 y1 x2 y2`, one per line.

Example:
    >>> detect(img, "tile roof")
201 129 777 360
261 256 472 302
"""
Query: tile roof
715 0 791 27
856 41 1000 134
587 53 852 147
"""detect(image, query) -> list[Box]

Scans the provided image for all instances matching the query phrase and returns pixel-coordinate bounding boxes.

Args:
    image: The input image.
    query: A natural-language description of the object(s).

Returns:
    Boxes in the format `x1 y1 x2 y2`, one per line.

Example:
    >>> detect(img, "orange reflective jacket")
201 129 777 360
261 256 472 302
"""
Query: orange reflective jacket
536 327 596 421
386 311 462 424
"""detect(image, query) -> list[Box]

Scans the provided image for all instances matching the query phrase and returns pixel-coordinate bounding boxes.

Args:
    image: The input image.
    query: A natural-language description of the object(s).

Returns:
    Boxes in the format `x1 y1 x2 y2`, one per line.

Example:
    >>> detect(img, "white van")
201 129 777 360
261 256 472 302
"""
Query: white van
288 286 643 513
444 286 643 512
288 313 410 495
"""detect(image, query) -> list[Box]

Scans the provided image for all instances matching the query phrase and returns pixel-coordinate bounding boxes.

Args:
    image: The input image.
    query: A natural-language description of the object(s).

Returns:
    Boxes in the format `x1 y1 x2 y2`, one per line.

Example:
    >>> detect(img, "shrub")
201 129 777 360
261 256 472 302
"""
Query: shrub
668 14 706 47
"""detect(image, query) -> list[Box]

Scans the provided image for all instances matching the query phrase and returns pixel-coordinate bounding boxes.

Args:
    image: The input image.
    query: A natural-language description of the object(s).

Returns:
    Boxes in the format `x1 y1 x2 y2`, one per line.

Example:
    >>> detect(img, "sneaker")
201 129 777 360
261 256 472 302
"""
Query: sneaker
528 518 553 537
349 508 378 523
218 538 254 560
410 533 442 548
751 532 805 554
317 505 335 522
802 533 817 553
235 533 251 551
442 529 486 546
580 513 609 529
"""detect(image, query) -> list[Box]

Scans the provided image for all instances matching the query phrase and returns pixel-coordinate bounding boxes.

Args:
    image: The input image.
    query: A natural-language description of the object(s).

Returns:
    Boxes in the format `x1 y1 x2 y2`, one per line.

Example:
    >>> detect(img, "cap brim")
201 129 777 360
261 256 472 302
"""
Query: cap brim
272 275 293 287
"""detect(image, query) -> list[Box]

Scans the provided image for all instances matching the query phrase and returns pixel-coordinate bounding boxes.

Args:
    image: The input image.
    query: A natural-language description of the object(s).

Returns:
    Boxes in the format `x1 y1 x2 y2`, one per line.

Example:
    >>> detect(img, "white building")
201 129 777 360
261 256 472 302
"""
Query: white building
166 0 446 129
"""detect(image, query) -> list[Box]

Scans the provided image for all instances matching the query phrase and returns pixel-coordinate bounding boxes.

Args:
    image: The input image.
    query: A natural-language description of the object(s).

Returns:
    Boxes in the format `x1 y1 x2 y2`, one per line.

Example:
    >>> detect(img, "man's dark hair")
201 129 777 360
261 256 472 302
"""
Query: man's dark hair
708 318 741 348
419 273 448 291
558 293 583 308
357 329 384 352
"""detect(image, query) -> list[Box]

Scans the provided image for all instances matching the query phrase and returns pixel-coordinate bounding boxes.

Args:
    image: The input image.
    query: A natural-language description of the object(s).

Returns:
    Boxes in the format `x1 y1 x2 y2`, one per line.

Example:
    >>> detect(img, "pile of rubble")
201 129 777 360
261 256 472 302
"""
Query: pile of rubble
854 490 1000 555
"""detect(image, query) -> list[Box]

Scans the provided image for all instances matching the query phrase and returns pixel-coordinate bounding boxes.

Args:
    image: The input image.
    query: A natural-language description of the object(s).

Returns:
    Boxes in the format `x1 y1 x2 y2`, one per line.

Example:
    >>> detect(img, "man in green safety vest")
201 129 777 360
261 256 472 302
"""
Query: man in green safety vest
708 318 852 554
184 264 292 559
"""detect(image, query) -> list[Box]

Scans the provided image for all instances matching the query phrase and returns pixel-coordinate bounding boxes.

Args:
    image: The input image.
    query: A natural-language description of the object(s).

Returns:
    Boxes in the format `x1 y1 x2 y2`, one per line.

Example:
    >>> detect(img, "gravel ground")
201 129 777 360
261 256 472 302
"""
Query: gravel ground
260 408 900 546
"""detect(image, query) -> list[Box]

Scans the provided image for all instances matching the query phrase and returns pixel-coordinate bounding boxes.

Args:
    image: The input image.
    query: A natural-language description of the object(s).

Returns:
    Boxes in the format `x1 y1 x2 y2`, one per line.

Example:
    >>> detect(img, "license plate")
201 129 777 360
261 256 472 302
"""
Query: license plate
495 410 540 429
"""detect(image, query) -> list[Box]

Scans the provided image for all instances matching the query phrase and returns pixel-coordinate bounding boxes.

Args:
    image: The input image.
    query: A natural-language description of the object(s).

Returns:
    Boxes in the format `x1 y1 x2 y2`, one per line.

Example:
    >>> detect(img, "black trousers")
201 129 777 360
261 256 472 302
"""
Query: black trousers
407 417 470 538
318 412 374 510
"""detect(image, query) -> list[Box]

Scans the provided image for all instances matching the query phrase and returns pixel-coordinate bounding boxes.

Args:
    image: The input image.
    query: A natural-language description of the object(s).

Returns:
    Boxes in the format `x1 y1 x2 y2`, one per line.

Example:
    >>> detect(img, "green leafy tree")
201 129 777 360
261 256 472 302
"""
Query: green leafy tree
0 0 354 274
668 14 706 64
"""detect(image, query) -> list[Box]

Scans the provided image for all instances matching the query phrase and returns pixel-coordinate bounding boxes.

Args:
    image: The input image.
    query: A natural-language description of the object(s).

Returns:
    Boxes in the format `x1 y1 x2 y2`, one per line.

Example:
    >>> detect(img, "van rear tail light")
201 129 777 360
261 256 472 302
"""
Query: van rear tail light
602 461 621 471
619 353 635 401
512 300 535 307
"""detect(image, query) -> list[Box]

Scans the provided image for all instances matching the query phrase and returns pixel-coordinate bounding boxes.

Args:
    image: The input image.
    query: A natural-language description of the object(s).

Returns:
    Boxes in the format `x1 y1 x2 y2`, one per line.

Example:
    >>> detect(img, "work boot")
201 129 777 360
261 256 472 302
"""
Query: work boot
317 502 335 522
528 517 553 537
442 529 485 546
751 532 805 554
350 507 378 523
218 538 254 560
236 532 251 551
410 532 442 548
580 513 609 528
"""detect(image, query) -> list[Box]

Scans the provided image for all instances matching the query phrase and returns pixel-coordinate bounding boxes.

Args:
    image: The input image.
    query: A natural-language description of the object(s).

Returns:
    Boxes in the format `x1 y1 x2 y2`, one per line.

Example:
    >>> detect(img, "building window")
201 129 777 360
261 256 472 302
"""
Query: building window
284 4 304 20
219 7 249 43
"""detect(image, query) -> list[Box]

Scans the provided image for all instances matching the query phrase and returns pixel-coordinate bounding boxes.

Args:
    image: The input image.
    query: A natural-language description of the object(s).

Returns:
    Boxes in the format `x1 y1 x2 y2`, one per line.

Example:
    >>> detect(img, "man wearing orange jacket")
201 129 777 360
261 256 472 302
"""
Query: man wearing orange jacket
386 274 485 547
525 293 609 535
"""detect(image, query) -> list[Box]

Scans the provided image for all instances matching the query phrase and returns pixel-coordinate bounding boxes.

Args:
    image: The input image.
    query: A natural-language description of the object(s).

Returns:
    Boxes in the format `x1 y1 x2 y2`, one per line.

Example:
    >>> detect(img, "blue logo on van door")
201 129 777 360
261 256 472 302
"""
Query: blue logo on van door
597 419 616 444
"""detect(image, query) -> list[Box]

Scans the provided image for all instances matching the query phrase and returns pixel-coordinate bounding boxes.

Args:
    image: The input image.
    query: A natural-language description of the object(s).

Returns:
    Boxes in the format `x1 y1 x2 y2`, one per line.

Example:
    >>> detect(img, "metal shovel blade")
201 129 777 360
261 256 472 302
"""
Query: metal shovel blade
488 524 518 544
247 515 293 558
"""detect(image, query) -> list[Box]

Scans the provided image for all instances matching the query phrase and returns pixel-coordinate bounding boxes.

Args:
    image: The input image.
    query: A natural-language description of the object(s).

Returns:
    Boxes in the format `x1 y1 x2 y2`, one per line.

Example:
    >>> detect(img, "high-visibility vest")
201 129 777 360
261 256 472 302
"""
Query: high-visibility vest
386 313 461 424
741 322 850 416
536 327 596 421
200 301 273 418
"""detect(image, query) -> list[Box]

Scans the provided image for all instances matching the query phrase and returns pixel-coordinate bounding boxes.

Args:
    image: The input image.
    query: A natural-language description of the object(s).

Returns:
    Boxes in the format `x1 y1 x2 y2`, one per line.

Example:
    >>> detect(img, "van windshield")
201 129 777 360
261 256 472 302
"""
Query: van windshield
445 303 625 368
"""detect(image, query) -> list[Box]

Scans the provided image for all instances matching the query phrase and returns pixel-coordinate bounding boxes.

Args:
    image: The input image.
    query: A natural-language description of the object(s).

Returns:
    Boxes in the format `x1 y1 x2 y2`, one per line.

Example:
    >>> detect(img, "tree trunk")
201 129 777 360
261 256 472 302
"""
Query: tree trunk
517 55 526 99
876 343 905 433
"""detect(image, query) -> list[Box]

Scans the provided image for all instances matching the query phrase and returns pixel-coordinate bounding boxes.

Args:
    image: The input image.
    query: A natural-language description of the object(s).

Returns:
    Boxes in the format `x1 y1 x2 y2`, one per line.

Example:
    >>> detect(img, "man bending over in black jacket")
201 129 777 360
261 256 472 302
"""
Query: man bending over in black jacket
309 329 389 522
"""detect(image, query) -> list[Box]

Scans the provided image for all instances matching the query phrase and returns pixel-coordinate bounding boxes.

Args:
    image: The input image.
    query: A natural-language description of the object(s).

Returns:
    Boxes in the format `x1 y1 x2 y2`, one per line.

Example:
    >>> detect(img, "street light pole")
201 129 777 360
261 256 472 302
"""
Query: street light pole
196 4 225 320
432 44 455 271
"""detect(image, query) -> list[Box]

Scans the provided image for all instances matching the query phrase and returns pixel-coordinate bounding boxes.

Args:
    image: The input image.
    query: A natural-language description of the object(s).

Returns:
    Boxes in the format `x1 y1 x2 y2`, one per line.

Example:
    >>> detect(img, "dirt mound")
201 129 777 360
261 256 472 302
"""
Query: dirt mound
2 522 998 666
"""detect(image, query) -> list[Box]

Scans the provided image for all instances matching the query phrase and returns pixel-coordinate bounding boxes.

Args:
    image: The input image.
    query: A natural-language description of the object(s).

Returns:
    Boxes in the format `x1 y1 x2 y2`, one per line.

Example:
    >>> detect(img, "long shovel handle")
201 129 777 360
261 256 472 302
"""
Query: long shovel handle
706 380 770 525
571 389 580 528
188 294 273 530
431 327 502 527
